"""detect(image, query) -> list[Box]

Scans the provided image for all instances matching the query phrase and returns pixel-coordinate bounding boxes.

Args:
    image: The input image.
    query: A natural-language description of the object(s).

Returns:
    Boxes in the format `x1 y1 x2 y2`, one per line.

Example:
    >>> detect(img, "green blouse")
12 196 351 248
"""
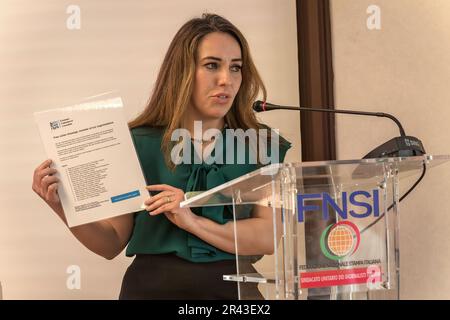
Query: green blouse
126 126 292 262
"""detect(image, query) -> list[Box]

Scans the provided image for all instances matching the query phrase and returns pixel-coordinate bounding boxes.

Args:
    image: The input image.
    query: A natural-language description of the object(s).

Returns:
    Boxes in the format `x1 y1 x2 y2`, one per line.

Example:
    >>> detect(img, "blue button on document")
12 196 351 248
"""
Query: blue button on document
111 190 141 203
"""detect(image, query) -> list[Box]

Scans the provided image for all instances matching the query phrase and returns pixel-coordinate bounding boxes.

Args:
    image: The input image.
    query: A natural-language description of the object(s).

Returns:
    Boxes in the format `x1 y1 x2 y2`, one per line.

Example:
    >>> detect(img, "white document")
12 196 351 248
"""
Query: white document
34 97 148 227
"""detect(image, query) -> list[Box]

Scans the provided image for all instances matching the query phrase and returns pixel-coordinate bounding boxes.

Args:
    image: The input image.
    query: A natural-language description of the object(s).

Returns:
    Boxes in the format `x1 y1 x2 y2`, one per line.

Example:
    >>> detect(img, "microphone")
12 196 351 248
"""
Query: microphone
253 100 426 159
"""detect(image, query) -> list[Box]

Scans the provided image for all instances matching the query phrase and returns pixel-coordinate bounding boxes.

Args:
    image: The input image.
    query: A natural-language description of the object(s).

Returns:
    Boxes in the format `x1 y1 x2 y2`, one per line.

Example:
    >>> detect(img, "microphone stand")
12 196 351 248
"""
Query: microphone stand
253 101 425 159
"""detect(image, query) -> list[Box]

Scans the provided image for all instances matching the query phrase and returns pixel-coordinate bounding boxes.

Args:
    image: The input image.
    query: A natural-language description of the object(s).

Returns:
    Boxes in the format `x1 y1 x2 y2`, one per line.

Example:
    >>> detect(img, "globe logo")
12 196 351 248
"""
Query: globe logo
320 221 361 261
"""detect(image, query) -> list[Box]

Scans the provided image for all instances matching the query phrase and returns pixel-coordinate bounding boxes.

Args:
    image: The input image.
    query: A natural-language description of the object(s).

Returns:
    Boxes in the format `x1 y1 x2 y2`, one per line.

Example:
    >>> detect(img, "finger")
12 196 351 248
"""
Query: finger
146 184 176 192
46 183 59 203
36 159 52 172
145 199 170 211
154 194 182 209
144 191 174 205
41 176 59 194
144 191 170 205
145 195 177 212
35 167 58 183
34 160 53 182
149 203 171 216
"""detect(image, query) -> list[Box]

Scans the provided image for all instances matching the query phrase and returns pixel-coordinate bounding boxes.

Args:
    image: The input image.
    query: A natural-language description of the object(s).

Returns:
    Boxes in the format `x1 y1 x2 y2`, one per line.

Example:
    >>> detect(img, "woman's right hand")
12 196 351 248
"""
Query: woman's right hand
32 159 64 214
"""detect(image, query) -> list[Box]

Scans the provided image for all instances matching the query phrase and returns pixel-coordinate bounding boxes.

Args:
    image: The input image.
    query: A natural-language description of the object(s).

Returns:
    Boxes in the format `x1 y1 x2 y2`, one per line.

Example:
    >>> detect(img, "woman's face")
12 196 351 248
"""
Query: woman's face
188 32 243 122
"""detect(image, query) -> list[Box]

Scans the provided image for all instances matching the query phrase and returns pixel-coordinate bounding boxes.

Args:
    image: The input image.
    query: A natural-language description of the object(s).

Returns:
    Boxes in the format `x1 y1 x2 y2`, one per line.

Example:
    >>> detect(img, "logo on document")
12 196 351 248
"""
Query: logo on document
320 221 361 261
50 120 61 130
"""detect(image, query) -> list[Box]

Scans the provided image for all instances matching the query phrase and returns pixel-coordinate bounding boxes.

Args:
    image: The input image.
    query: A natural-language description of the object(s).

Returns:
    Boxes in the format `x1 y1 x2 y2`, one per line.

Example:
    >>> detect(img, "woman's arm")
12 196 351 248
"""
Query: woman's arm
32 159 134 260
145 184 281 256
68 214 134 260
188 205 280 255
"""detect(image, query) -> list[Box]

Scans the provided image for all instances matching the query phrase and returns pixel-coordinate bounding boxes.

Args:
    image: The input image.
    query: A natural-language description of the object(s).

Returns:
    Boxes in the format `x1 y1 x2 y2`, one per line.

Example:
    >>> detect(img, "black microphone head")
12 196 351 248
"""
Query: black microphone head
252 100 264 112
362 136 426 160
353 136 426 179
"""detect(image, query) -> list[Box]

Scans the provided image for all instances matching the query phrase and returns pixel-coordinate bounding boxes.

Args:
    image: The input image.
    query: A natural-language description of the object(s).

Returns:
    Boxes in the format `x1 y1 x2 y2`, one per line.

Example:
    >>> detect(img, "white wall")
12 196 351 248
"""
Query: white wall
0 0 300 299
331 0 450 299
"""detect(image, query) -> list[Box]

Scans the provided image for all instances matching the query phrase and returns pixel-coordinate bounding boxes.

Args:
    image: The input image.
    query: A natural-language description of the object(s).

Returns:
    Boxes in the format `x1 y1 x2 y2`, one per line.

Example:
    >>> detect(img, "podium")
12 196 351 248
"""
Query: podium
180 155 449 300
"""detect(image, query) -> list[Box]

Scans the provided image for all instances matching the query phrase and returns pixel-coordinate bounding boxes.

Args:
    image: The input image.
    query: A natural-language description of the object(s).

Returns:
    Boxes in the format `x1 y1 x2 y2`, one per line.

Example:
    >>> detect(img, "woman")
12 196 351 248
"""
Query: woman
32 13 291 299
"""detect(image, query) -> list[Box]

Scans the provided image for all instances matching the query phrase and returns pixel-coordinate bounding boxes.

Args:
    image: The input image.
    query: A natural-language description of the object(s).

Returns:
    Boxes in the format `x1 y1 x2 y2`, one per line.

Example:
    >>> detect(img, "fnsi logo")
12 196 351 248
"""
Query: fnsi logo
297 190 380 223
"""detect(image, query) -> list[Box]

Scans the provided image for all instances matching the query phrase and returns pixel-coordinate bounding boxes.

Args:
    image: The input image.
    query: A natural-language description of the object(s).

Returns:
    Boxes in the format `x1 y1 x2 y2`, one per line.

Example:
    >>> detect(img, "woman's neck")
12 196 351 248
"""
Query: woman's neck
183 117 226 138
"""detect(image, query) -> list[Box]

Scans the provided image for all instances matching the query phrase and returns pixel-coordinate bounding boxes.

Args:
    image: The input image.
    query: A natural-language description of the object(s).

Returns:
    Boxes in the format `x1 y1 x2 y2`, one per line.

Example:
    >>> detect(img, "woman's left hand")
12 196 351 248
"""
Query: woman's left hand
144 184 198 232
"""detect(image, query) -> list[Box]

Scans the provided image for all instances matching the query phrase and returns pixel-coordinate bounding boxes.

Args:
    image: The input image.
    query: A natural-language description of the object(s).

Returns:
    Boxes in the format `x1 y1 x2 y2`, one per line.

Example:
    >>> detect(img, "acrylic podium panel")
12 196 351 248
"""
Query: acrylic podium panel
180 155 450 300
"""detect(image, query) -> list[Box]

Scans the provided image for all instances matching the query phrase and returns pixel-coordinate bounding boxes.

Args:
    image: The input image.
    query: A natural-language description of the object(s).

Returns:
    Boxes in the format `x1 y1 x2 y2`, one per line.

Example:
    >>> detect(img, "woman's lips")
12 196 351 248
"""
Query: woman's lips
211 95 231 104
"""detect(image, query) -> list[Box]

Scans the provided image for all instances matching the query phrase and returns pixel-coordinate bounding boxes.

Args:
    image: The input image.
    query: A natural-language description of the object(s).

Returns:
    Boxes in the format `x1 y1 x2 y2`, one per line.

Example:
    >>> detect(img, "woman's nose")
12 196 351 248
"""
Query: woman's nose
217 69 232 86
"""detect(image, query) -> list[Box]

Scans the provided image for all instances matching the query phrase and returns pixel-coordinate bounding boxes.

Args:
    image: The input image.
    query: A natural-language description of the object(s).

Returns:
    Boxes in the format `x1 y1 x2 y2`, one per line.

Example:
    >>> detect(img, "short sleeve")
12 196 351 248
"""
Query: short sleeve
278 135 292 163
257 123 292 164
264 132 292 165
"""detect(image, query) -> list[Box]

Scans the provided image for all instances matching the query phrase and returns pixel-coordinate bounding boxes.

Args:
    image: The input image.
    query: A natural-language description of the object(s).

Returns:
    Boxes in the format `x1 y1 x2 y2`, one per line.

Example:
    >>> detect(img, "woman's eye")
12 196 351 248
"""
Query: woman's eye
230 65 242 72
205 63 218 70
